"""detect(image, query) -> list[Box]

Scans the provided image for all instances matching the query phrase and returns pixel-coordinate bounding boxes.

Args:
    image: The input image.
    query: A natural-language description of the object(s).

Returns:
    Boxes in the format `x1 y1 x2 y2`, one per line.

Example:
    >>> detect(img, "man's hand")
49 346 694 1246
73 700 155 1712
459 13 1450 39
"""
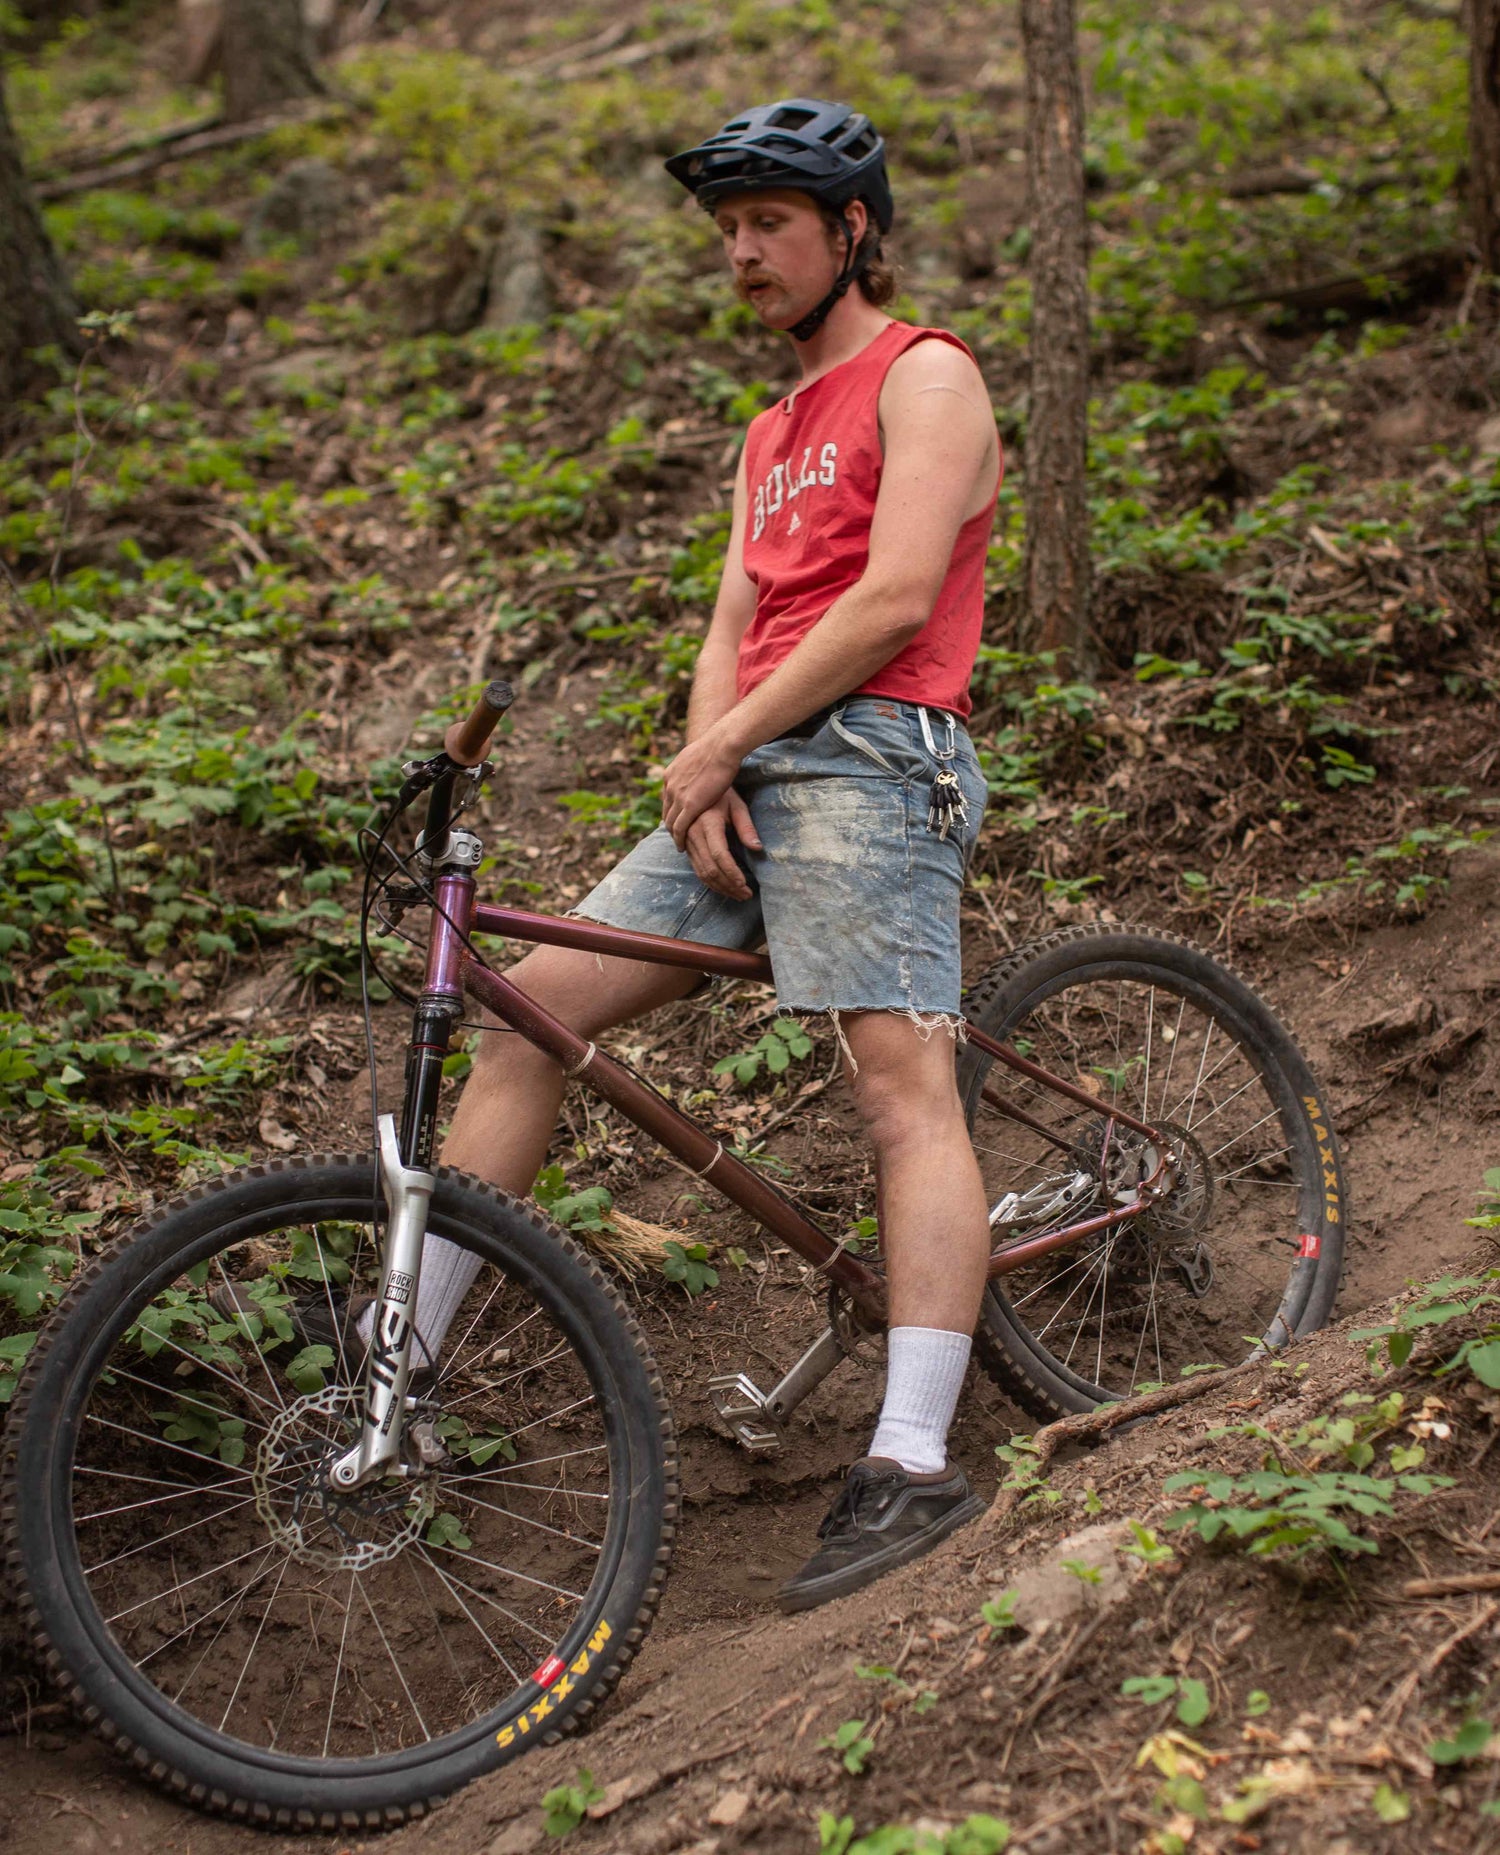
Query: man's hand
683 789 762 899
662 726 745 851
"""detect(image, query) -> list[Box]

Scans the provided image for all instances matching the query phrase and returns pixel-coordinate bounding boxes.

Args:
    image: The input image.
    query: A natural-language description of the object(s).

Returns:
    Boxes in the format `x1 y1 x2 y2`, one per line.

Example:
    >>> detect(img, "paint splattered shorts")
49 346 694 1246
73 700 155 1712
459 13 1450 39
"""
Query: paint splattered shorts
573 698 989 1021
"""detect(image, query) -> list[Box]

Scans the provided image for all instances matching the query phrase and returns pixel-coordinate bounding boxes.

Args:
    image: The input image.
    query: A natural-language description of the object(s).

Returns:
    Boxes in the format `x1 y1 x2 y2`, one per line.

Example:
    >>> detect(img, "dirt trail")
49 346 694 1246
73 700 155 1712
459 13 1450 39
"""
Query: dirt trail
3 846 1498 1854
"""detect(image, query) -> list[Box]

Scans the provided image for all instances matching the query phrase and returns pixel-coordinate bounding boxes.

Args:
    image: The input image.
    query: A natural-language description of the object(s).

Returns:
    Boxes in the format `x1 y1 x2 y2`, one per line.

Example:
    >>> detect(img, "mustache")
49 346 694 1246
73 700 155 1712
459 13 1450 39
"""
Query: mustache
735 269 782 299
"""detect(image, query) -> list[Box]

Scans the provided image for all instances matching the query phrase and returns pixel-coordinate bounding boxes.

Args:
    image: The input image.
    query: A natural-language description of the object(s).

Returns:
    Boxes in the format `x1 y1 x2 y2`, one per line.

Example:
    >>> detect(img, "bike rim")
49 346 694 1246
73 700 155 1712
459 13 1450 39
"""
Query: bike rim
53 1191 630 1771
972 967 1323 1400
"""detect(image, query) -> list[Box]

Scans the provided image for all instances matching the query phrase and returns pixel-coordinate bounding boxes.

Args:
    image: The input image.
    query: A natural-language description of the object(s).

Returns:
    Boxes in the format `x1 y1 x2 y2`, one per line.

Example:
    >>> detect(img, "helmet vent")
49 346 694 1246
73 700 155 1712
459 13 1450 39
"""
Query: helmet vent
767 105 817 129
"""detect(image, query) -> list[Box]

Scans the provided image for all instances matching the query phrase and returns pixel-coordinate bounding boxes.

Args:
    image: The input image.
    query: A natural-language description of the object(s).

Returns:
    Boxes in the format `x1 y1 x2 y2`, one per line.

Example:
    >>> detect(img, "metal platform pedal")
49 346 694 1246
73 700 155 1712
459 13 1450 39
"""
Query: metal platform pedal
708 1325 846 1454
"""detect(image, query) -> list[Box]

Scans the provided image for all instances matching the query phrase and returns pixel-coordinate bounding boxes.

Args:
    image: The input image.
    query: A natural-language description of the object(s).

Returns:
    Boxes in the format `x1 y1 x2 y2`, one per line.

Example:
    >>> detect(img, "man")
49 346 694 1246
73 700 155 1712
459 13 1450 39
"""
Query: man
429 98 1002 1609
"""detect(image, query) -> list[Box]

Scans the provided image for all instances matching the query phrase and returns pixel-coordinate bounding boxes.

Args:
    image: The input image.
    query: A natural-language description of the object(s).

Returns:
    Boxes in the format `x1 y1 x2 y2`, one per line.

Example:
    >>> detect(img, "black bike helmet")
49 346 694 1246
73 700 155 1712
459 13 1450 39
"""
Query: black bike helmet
666 98 894 341
665 98 894 232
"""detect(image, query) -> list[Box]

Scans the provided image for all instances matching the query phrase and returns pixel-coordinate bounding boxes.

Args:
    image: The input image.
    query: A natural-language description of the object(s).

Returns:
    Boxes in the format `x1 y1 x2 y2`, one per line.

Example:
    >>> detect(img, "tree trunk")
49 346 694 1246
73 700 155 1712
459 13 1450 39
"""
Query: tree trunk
0 69 80 413
1019 0 1092 662
220 0 325 123
1472 0 1500 275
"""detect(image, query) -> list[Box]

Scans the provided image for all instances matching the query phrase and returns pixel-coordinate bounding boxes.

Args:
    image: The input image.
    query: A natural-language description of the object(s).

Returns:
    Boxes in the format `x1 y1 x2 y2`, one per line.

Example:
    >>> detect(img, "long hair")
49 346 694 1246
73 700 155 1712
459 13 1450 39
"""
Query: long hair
822 206 897 307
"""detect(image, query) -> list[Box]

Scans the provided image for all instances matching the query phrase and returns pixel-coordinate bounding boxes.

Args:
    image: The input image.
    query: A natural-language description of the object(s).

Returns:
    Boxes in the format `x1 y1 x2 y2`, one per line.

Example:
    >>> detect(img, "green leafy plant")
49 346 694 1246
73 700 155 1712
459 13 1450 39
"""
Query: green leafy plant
855 1663 938 1715
1122 1673 1213 1727
540 1767 605 1837
980 1591 1020 1633
1120 1520 1174 1566
425 1510 473 1551
1353 1272 1500 1385
1428 1717 1493 1766
659 1239 718 1296
712 1016 813 1088
1161 1395 1453 1557
436 1413 516 1466
819 1718 876 1775
1469 1171 1500 1231
994 1436 1060 1505
818 1812 1010 1854
534 1164 615 1234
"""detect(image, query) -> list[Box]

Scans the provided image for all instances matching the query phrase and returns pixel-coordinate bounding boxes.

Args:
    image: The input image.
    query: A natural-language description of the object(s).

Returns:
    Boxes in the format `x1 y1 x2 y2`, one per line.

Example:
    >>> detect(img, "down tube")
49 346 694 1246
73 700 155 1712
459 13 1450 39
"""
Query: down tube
460 957 888 1320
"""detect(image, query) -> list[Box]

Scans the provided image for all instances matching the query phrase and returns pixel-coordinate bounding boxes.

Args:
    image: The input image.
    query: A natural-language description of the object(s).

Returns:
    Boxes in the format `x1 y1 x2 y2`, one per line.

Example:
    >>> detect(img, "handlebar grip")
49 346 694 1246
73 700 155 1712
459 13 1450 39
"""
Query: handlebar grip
447 679 515 765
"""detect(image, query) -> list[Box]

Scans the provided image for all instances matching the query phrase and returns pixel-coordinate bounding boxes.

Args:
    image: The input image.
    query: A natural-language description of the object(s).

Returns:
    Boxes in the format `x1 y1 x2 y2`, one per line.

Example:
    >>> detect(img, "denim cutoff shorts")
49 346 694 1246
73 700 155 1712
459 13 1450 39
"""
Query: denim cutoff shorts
573 698 989 1020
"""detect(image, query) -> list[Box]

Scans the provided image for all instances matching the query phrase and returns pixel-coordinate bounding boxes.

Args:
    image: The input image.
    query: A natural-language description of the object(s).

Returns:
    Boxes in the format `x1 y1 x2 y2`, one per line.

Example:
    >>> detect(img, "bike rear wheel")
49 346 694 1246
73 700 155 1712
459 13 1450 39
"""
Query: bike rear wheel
1 1154 677 1829
959 926 1346 1421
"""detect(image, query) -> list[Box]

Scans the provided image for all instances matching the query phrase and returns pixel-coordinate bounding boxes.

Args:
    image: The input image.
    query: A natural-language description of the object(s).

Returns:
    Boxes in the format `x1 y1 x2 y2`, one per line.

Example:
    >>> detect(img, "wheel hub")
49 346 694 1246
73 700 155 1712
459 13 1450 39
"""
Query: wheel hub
1092 1117 1214 1281
254 1386 434 1571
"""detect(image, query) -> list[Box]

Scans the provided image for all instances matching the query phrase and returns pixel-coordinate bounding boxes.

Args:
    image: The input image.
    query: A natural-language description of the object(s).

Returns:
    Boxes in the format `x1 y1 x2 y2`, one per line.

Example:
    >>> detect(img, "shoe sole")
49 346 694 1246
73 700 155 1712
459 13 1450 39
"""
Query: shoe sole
776 1492 986 1614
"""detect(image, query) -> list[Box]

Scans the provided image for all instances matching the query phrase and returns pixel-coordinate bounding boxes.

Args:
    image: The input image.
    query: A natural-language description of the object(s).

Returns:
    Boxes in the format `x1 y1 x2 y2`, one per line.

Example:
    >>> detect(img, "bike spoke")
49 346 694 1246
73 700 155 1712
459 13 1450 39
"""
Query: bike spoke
83 1490 262 1575
974 960 1325 1404
84 1412 262 1482
353 1569 430 1743
104 1536 277 1625
455 1488 604 1553
456 1441 608 1481
218 1552 294 1733
164 1549 282 1695
438 1339 577 1414
423 1539 586 1604
414 1551 559 1655
75 1470 252 1521
410 1550 519 1681
323 1572 359 1758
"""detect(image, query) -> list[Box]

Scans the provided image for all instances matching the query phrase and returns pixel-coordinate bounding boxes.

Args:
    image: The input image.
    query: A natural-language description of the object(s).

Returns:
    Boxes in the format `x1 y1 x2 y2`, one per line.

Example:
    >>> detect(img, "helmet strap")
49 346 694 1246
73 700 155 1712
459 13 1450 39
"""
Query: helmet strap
789 213 869 342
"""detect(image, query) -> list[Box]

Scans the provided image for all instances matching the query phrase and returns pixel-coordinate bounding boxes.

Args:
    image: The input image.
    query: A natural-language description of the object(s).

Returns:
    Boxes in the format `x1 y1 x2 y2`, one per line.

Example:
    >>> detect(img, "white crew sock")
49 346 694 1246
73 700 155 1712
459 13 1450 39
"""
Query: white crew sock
357 1232 484 1370
867 1325 972 1475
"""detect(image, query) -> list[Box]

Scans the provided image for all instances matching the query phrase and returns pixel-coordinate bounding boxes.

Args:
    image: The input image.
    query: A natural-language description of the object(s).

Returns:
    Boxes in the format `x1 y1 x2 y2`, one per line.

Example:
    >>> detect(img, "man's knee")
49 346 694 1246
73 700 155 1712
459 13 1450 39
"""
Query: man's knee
846 1027 963 1150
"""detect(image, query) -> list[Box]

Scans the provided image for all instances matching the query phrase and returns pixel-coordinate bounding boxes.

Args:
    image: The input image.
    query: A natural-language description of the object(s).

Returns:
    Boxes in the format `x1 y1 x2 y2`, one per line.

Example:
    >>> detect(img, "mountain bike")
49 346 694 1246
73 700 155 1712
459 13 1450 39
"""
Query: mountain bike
1 680 1349 1829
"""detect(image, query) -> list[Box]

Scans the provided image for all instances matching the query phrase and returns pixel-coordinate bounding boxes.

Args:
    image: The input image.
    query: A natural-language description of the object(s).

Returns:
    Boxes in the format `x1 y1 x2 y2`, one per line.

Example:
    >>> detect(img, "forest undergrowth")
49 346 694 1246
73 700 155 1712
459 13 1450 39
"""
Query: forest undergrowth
3 0 1500 1846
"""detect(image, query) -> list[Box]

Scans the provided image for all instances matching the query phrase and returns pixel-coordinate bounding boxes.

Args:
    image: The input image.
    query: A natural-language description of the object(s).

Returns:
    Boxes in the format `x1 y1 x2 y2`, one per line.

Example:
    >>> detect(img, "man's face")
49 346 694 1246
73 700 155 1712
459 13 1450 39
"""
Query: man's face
714 189 855 329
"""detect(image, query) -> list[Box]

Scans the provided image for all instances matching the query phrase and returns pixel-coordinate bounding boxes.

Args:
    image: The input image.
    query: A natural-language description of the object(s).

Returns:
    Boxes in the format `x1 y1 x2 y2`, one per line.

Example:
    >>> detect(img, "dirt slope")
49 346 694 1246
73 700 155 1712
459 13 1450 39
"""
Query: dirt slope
3 848 1498 1855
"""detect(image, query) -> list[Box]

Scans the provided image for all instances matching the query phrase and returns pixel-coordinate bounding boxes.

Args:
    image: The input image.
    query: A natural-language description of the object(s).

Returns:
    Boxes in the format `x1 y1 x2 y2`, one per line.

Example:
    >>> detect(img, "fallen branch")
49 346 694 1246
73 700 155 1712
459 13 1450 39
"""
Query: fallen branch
978 1354 1265 1536
1224 245 1467 317
1222 162 1417 199
550 29 705 82
33 99 346 202
504 18 633 76
1380 1598 1499 1726
33 112 224 181
1401 1572 1500 1598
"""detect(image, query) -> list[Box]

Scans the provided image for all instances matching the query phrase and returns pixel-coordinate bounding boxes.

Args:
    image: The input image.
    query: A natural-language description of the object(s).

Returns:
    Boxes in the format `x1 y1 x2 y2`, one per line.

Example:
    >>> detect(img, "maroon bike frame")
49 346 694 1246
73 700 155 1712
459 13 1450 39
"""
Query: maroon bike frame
419 876 1168 1330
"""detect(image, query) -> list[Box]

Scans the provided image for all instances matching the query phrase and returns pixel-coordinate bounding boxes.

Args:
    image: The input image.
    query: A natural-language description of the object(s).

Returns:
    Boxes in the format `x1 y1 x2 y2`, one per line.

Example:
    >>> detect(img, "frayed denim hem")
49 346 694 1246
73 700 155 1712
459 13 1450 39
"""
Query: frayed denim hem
789 1005 968 1077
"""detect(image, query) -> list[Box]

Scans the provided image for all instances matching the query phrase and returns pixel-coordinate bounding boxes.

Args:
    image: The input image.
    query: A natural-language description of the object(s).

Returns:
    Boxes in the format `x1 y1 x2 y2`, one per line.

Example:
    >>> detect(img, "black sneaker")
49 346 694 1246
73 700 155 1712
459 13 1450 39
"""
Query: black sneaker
778 1457 985 1613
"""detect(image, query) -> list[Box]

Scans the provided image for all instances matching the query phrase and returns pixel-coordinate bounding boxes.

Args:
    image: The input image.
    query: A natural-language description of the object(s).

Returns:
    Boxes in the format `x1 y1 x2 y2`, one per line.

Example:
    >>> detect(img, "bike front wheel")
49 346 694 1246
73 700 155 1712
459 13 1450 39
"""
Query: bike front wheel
959 926 1347 1421
2 1154 677 1829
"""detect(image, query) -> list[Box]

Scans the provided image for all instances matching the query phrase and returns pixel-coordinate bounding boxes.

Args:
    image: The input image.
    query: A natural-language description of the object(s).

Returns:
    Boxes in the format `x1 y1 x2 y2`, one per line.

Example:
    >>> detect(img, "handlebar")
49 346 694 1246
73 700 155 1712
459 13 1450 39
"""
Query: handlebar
445 679 516 766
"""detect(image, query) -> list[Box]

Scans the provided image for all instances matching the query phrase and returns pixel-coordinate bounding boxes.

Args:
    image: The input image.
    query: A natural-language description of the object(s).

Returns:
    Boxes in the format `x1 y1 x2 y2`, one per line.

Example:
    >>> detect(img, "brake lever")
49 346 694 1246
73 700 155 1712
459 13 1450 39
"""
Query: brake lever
396 752 490 808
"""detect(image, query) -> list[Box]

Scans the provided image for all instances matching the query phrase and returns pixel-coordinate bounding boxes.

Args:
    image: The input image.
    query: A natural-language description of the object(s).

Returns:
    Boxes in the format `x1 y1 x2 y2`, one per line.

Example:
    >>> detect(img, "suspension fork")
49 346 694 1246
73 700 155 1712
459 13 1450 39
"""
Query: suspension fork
331 857 477 1489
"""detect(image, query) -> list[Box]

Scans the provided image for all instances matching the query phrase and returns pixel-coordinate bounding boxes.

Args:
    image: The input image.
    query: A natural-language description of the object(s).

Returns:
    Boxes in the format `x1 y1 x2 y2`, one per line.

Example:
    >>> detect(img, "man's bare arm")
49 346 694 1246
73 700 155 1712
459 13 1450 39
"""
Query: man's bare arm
677 445 764 897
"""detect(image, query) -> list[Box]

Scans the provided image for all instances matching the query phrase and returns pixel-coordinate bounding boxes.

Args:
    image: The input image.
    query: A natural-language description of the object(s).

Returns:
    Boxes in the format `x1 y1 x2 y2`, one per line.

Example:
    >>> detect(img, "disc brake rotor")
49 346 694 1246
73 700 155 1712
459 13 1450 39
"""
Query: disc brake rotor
254 1385 434 1571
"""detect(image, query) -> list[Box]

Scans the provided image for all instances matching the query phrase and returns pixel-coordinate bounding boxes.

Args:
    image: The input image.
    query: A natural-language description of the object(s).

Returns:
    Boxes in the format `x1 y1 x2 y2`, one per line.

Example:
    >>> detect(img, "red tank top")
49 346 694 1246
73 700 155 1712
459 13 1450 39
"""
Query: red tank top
736 321 1000 720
